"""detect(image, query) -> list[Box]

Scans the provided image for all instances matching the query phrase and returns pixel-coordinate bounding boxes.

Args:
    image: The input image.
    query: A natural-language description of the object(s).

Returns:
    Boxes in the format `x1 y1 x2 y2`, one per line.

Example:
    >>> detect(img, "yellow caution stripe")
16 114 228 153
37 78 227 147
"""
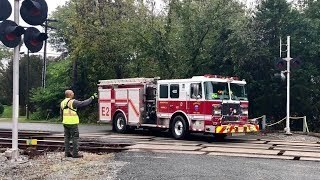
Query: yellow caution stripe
26 139 37 145
215 124 259 134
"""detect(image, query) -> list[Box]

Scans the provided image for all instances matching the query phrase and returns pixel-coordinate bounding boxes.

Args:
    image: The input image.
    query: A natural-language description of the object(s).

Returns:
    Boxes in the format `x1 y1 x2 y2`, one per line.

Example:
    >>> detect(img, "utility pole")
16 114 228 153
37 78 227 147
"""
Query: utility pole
41 19 57 89
280 36 292 135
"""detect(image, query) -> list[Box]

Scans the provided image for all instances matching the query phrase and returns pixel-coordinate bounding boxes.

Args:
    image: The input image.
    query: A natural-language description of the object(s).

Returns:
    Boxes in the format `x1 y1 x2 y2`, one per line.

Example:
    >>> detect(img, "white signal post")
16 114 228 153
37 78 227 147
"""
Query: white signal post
282 36 292 135
11 0 20 160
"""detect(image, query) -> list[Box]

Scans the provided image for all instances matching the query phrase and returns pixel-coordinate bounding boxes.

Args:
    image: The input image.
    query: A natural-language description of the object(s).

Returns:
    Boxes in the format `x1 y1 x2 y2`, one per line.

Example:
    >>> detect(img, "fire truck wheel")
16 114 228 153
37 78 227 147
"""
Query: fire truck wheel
114 113 127 133
214 133 227 141
171 116 188 139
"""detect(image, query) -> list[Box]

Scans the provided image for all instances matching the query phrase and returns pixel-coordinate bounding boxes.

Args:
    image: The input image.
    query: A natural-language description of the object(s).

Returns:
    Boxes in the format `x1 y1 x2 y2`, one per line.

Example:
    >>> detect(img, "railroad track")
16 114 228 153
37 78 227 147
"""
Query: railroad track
0 131 132 157
1 130 320 162
80 132 320 162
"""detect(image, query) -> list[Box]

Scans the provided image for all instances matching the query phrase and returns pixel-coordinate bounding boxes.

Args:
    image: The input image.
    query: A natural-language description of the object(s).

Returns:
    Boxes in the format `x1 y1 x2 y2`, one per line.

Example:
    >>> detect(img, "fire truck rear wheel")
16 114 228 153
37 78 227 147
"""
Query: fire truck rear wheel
114 113 127 133
171 115 188 139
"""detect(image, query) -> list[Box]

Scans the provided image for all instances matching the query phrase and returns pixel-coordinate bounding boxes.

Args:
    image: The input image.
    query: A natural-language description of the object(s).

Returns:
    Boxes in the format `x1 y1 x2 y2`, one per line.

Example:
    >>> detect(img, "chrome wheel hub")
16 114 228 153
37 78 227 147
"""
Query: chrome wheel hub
117 117 124 130
174 121 183 136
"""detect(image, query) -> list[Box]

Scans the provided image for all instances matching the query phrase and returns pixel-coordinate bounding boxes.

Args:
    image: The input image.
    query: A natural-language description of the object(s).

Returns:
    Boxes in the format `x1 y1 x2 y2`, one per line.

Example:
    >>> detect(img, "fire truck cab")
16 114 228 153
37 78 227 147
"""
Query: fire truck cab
98 75 259 139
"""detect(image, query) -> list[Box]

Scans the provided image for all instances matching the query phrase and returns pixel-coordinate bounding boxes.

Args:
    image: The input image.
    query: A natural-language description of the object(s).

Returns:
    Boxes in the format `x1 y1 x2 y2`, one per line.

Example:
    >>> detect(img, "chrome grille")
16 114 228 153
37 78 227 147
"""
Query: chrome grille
221 103 240 121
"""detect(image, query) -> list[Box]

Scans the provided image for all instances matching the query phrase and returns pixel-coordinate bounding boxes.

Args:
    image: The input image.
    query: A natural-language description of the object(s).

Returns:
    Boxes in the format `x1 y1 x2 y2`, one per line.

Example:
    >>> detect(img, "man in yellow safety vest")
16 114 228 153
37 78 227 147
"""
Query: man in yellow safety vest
60 90 97 158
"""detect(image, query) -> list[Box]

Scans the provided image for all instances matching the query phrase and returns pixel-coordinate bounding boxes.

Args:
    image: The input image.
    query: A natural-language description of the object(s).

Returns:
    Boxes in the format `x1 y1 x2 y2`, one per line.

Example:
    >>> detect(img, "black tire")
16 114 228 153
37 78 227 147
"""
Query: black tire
114 113 127 133
214 133 227 141
171 115 188 139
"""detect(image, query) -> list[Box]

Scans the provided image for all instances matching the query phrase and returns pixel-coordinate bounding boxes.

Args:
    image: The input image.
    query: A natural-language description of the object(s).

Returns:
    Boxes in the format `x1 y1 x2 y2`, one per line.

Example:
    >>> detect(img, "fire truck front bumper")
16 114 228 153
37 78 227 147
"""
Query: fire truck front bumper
214 124 259 134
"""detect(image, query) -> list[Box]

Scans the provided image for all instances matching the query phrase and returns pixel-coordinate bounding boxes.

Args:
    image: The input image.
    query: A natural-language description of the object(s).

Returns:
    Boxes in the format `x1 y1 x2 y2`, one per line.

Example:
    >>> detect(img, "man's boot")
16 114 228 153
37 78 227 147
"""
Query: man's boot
72 154 83 158
65 152 73 157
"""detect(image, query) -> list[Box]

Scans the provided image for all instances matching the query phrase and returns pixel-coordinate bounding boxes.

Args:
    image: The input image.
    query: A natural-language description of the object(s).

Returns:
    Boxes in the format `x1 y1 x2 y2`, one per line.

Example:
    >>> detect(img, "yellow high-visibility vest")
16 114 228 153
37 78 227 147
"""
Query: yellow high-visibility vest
60 98 79 124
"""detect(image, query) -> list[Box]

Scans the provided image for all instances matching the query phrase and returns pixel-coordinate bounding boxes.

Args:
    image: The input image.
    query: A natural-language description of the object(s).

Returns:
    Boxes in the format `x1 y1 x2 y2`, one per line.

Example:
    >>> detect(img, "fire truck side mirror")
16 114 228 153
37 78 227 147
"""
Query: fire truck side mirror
191 83 200 99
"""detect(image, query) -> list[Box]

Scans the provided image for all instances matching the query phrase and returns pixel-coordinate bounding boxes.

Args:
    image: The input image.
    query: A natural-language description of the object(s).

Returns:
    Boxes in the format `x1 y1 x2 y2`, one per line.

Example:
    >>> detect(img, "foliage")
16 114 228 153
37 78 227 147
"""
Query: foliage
0 105 12 118
0 103 4 115
6 0 319 132
30 59 71 120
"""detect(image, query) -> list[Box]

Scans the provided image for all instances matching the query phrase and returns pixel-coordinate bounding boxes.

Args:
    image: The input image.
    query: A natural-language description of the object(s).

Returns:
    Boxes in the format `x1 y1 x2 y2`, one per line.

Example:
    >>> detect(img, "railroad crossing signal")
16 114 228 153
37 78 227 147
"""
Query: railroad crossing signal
275 57 301 71
275 58 286 71
291 56 301 69
0 20 25 47
0 0 48 52
24 27 48 53
0 0 12 21
20 0 48 25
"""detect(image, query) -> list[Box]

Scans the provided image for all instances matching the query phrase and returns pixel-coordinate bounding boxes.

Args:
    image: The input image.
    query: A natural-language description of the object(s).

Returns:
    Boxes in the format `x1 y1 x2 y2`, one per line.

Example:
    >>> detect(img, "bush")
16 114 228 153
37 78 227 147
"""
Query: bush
29 109 47 120
0 103 4 115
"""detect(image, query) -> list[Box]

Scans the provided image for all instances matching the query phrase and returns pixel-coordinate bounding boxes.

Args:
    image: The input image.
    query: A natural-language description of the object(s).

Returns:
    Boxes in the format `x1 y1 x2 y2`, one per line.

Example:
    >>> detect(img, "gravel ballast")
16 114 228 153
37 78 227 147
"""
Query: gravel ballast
0 152 127 180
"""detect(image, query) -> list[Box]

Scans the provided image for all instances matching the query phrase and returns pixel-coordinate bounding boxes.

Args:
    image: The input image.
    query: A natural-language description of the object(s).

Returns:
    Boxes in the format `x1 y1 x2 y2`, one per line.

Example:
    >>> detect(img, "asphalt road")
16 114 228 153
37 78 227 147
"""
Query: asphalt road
115 151 320 180
0 121 111 133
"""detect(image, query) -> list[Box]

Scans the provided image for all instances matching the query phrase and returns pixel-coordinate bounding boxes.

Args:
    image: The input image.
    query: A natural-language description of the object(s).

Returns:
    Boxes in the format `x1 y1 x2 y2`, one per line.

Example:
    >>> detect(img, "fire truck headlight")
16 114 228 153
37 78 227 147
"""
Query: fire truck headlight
249 119 258 124
242 109 248 115
212 105 222 116
213 110 221 115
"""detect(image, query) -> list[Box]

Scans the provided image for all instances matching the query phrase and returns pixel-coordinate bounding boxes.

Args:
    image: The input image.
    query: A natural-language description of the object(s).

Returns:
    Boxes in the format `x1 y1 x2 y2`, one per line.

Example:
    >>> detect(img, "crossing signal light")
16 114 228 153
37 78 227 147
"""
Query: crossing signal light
24 27 47 53
20 0 48 25
0 20 25 48
275 58 286 71
0 0 12 21
291 56 301 69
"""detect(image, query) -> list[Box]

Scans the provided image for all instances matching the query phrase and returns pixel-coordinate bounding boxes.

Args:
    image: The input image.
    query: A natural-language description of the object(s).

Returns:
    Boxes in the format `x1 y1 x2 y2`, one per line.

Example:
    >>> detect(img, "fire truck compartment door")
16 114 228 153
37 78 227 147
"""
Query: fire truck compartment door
99 89 111 122
128 88 142 124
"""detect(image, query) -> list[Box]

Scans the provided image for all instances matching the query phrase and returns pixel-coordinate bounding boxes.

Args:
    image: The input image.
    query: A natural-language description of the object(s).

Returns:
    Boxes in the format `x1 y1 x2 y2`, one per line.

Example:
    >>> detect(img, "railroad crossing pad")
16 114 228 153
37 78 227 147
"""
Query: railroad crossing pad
207 152 293 160
201 147 279 155
127 149 206 155
283 151 320 158
128 144 202 151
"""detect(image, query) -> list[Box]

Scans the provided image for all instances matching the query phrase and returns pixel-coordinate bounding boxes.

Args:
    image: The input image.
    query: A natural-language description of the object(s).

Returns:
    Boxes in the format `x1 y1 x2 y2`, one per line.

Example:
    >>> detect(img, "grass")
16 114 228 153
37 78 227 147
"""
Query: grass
0 106 104 125
0 117 61 123
0 105 60 123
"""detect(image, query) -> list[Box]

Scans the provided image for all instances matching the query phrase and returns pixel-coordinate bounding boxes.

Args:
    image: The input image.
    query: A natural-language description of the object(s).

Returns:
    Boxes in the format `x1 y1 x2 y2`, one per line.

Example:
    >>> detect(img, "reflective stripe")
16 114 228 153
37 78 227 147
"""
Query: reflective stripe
215 124 259 133
61 98 79 124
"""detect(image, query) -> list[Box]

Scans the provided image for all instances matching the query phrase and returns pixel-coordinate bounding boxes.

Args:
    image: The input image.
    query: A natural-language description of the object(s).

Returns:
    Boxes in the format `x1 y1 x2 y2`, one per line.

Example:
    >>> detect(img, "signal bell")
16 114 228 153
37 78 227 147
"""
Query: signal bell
0 0 12 21
24 27 48 53
0 20 25 48
20 0 48 25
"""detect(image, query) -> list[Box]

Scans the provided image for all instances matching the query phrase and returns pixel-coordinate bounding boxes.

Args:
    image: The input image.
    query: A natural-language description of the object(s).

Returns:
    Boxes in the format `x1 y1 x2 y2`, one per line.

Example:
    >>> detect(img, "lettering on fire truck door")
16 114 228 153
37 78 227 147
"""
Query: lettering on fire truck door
99 89 111 121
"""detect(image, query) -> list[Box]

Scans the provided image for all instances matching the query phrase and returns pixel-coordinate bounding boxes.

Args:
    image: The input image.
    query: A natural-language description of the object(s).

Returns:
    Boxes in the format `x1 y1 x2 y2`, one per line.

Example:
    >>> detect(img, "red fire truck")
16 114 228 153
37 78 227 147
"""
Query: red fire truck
98 75 259 139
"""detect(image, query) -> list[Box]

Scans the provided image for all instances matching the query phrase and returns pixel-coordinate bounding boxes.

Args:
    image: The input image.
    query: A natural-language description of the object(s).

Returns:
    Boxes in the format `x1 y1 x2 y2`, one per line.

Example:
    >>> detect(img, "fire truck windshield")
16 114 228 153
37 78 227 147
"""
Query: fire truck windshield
230 83 247 100
204 81 229 100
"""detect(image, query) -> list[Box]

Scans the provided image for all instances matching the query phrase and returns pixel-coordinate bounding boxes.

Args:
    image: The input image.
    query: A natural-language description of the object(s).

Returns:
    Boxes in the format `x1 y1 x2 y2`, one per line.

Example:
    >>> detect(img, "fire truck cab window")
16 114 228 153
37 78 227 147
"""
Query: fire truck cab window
204 81 229 100
170 84 180 98
230 83 248 100
159 84 169 98
190 83 202 99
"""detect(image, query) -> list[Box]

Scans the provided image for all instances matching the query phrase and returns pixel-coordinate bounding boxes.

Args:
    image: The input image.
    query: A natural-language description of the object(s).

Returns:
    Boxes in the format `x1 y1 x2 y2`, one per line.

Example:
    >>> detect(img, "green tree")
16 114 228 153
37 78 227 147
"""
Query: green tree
19 55 43 111
0 45 11 104
30 58 71 119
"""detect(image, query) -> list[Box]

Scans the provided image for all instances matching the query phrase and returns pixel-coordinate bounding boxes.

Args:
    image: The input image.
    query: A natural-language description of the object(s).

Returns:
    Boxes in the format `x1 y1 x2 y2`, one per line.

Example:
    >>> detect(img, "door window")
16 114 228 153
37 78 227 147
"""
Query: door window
170 84 179 98
159 84 168 98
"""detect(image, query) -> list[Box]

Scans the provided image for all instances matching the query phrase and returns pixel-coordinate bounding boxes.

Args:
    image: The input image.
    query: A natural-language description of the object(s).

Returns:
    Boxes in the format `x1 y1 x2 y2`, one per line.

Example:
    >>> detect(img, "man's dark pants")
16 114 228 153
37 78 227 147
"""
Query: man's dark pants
63 124 79 157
